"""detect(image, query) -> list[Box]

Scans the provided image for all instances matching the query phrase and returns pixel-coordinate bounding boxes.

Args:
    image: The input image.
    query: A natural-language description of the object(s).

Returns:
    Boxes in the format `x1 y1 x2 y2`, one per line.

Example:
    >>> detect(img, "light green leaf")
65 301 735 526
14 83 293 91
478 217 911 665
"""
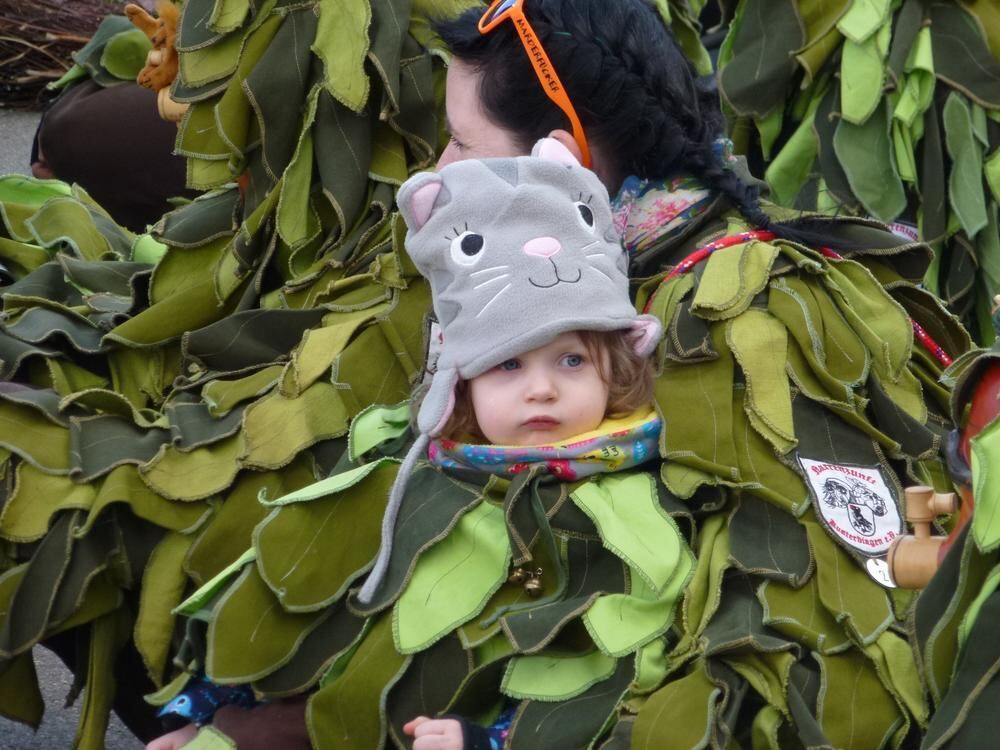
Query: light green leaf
766 99 820 206
893 27 935 128
570 473 684 595
727 308 796 453
971 414 1000 552
349 401 411 460
393 500 509 653
957 564 1000 650
582 549 693 657
209 0 251 34
840 24 889 125
175 547 257 617
836 0 891 44
314 0 372 112
502 650 617 701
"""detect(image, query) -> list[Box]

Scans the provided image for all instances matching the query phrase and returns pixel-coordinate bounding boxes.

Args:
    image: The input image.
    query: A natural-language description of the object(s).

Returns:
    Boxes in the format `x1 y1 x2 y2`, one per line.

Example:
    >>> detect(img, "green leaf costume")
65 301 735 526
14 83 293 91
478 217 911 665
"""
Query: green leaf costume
717 0 1000 341
0 0 976 747
0 0 469 743
912 334 1000 750
621 185 967 748
170 413 693 748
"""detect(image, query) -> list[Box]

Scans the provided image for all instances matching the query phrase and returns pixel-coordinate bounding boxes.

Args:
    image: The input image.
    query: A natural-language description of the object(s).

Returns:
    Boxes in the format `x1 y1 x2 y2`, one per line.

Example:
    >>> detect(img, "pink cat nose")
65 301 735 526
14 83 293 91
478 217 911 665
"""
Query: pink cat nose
523 236 561 258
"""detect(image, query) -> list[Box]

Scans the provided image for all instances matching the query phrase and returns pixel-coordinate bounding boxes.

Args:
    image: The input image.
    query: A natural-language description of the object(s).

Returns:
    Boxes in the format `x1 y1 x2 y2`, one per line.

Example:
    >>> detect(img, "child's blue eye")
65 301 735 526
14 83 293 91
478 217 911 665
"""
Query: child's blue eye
499 359 520 371
563 354 584 367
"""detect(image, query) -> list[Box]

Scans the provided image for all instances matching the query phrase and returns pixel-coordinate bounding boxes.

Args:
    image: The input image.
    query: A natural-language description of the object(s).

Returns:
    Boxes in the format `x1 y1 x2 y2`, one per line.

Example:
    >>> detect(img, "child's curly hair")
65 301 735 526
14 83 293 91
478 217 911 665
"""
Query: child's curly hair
417 329 656 442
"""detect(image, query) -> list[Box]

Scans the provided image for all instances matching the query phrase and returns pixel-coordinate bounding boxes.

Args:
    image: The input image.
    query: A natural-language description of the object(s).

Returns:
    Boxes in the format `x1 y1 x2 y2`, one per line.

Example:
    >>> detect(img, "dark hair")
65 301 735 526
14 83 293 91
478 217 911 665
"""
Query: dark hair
435 0 856 250
421 329 656 442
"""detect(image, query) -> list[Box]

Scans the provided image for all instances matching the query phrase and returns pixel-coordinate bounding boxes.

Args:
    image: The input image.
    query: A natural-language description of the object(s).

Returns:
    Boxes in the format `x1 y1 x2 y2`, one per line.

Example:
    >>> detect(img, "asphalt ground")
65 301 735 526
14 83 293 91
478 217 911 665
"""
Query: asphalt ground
0 108 144 750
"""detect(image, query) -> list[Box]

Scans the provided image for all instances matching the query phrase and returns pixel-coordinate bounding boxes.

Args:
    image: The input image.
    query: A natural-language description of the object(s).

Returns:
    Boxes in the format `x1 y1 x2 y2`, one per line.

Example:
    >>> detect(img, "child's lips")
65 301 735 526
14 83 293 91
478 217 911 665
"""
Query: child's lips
523 417 560 430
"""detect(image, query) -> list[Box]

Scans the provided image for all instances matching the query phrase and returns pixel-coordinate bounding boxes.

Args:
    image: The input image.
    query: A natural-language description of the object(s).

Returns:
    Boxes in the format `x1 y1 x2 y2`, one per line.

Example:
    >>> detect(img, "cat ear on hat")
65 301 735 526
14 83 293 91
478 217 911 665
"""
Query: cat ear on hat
628 316 663 356
531 137 580 167
397 171 444 231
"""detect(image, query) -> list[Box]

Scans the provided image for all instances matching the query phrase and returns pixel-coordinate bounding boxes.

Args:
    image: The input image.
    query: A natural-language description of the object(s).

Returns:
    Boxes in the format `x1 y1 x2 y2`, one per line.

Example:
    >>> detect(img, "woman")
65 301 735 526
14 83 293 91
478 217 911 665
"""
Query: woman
426 1 965 747
157 1 968 747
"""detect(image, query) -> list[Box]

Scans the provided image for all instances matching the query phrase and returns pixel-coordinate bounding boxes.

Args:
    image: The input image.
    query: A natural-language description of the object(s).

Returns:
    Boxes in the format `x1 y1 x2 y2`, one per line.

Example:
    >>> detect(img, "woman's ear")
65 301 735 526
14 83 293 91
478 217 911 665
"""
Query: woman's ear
398 172 444 231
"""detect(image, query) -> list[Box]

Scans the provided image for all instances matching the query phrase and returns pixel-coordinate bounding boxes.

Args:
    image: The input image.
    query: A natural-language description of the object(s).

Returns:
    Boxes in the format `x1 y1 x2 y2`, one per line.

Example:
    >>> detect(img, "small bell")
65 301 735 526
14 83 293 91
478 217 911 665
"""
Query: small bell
524 568 544 597
508 567 527 584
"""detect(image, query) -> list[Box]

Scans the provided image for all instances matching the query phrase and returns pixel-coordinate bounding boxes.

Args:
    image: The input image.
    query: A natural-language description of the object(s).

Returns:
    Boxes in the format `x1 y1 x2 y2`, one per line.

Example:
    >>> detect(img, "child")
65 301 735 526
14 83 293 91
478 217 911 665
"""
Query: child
148 139 692 750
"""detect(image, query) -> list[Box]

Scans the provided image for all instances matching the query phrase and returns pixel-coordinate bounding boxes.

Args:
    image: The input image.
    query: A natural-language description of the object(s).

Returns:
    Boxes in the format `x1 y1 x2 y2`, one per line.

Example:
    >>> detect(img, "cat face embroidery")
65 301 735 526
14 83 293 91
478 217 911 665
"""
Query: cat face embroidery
398 139 625 328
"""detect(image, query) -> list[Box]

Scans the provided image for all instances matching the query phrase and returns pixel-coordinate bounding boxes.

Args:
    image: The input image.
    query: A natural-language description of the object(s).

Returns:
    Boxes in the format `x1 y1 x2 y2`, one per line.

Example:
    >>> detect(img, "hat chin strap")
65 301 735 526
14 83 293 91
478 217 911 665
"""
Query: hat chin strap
356 431 430 604
357 368 460 605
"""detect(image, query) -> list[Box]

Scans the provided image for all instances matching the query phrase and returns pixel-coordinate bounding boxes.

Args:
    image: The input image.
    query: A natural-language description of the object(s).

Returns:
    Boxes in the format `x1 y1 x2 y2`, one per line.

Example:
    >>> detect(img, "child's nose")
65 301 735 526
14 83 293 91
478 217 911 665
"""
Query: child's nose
525 371 557 400
522 236 561 258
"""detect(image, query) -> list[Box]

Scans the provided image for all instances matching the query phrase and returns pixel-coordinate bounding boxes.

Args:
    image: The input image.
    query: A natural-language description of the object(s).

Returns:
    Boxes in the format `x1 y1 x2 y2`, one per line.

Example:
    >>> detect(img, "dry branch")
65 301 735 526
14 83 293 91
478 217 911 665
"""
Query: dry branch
0 0 130 109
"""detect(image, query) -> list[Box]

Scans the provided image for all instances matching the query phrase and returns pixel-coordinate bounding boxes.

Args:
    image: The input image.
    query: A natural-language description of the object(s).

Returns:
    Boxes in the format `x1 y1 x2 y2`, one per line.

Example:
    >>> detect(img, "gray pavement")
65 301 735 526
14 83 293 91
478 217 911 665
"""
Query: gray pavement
0 108 144 750
0 110 39 176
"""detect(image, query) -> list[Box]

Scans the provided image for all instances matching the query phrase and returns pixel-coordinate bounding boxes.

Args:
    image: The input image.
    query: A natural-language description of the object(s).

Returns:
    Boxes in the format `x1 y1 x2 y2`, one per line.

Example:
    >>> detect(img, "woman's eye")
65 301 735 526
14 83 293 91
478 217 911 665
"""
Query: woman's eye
574 202 596 231
449 135 464 150
449 230 485 266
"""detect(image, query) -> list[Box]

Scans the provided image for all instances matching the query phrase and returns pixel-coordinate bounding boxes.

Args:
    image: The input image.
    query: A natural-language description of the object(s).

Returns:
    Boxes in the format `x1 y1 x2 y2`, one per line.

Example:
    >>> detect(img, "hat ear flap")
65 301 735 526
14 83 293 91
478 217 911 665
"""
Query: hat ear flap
628 316 663 356
417 367 459 437
398 172 444 231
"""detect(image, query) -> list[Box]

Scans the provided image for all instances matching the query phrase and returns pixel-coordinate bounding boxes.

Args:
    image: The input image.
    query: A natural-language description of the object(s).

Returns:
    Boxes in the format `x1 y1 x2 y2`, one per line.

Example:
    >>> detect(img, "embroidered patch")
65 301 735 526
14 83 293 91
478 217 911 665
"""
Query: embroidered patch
799 458 904 557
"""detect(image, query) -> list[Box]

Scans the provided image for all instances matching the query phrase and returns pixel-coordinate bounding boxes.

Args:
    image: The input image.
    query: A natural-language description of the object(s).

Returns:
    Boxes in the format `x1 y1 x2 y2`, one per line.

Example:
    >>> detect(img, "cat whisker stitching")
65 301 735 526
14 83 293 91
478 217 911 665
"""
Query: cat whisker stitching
470 265 510 277
588 265 616 284
579 241 599 252
474 274 510 289
476 283 512 318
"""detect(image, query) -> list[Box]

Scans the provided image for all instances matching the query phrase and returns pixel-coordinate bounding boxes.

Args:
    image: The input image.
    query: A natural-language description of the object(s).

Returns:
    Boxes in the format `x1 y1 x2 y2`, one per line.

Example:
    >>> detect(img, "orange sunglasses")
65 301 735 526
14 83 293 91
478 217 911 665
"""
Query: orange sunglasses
478 0 592 168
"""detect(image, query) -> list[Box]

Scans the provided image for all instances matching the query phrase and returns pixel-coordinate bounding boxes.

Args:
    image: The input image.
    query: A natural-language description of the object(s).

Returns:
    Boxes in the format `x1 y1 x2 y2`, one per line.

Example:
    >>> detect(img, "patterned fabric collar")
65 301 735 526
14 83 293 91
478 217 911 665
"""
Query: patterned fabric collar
427 408 661 481
612 139 739 255
612 175 714 256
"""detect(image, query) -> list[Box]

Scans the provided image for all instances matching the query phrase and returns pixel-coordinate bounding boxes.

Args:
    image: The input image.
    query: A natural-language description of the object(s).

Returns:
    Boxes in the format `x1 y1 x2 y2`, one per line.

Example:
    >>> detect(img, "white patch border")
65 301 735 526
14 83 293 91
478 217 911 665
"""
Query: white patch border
798 457 904 558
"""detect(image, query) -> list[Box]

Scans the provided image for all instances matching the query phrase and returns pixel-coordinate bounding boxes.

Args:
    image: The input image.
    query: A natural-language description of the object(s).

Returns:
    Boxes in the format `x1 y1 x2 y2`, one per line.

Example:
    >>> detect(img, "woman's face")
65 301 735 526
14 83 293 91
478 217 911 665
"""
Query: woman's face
436 59 525 169
436 60 618 188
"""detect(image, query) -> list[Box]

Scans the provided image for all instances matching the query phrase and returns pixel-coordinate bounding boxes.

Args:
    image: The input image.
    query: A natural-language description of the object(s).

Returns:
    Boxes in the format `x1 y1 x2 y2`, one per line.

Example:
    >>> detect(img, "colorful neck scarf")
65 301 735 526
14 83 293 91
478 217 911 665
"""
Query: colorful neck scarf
427 408 661 481
612 138 738 255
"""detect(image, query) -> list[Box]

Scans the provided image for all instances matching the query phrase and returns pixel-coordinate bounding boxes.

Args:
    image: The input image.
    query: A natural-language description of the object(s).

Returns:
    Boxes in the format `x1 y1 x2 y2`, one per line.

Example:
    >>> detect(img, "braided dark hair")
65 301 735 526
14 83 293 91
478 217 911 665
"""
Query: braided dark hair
435 0 850 248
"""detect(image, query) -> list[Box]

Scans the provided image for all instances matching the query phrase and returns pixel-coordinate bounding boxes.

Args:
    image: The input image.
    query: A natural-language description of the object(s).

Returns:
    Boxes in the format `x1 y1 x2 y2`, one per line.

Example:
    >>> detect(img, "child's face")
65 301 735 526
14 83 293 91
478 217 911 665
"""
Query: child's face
468 331 610 445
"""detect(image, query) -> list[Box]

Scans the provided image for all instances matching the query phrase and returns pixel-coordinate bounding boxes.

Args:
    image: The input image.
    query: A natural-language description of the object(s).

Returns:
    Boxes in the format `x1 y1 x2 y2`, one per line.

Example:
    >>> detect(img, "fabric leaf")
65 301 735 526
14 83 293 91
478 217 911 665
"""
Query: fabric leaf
727 308 796 453
839 24 889 125
942 91 989 239
582 547 693 657
970 414 1000 552
254 460 395 611
307 614 409 750
502 650 617 702
207 564 327 683
570 472 684 595
393 500 509 653
718 0 805 118
313 0 372 112
833 98 907 222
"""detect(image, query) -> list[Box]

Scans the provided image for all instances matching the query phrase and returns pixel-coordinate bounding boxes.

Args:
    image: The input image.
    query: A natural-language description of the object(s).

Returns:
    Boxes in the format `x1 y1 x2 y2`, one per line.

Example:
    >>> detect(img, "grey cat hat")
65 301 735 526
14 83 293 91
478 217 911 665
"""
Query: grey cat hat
357 138 662 604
